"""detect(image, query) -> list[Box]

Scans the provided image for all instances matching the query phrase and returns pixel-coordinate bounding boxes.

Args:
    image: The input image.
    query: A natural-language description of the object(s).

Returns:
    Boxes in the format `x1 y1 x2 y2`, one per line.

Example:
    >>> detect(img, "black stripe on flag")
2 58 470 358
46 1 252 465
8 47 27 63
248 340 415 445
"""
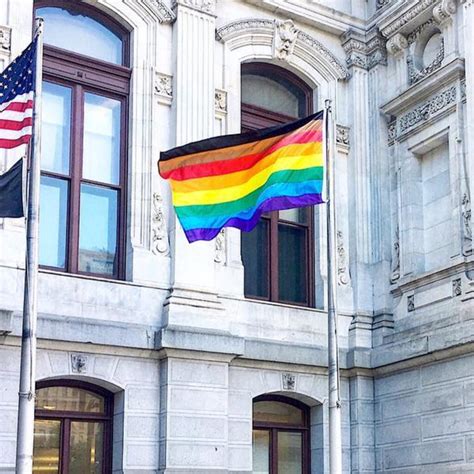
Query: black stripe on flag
0 159 24 218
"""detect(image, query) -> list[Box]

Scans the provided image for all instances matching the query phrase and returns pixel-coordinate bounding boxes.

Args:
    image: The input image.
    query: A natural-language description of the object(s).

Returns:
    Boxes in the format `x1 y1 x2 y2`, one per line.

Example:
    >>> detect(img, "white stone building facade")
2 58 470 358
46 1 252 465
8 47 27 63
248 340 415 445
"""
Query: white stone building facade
0 0 473 472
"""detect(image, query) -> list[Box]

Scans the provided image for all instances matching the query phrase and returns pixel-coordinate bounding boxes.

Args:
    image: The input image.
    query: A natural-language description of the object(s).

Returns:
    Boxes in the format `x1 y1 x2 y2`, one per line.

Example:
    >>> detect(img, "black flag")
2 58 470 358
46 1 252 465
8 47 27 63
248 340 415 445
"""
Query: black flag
0 159 24 218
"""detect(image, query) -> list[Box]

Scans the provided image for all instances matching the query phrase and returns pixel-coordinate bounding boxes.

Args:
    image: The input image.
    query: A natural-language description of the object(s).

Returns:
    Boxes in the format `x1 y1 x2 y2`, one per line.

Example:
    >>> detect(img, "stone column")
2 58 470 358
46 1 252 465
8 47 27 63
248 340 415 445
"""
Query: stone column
164 0 227 331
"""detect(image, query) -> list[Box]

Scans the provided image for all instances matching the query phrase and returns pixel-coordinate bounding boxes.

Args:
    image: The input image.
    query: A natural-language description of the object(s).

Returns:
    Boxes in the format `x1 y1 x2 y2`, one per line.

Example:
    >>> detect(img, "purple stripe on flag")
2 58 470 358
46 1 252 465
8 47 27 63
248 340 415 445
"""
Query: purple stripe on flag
184 193 324 242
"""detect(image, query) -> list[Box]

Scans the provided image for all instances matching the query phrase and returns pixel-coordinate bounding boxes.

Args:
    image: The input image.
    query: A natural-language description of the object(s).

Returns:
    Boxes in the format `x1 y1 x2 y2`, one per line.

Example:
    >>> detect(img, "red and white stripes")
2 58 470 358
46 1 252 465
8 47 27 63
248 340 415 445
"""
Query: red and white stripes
0 92 34 149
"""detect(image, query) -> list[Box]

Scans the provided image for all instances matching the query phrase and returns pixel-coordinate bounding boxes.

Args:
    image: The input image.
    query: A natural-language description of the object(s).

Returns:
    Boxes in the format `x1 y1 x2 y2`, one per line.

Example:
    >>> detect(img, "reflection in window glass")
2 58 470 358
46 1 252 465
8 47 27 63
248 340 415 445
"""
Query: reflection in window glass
36 386 105 413
33 419 60 474
79 184 118 275
69 422 104 474
253 401 303 425
41 82 71 175
241 219 269 298
39 177 68 269
82 93 121 185
37 7 123 64
278 224 307 304
278 432 303 474
279 208 308 224
252 430 270 474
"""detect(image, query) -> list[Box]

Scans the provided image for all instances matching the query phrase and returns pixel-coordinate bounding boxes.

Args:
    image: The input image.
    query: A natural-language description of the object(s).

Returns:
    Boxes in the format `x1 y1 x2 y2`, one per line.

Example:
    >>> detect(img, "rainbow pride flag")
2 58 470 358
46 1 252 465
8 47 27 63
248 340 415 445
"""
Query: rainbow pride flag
159 110 325 242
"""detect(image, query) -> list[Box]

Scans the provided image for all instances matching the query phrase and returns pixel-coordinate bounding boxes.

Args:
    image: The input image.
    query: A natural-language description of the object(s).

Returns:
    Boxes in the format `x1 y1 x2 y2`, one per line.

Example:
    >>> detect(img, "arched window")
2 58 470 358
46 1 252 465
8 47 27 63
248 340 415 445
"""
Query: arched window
34 1 130 278
241 63 314 306
252 395 310 473
33 380 113 473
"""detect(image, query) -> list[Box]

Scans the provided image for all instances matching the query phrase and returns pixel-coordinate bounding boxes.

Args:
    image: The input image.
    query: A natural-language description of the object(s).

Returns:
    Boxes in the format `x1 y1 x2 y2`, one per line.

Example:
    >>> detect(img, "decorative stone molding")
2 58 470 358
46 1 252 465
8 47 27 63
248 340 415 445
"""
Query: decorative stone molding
387 120 397 146
386 33 408 57
0 26 10 52
452 278 462 297
273 20 298 61
214 229 226 264
172 0 215 15
124 0 176 23
154 71 173 105
214 89 227 113
216 19 349 80
432 0 457 25
390 226 400 283
282 373 296 391
407 36 444 85
336 230 350 285
71 353 88 373
407 294 415 312
462 192 472 255
407 19 436 45
461 78 466 101
336 124 350 149
152 192 169 255
341 28 387 70
376 0 392 10
381 0 438 39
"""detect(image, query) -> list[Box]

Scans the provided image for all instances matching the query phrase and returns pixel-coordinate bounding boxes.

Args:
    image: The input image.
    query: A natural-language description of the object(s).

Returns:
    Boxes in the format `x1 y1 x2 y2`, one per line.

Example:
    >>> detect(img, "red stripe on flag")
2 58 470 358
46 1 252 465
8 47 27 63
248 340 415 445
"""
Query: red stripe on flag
0 116 33 131
0 134 31 149
1 100 34 113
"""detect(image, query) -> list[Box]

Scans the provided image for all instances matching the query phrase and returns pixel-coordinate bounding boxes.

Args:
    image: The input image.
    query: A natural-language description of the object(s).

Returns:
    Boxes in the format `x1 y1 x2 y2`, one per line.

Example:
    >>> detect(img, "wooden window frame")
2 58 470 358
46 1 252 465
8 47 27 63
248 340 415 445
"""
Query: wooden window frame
34 379 114 474
241 62 315 307
253 395 311 474
34 1 131 280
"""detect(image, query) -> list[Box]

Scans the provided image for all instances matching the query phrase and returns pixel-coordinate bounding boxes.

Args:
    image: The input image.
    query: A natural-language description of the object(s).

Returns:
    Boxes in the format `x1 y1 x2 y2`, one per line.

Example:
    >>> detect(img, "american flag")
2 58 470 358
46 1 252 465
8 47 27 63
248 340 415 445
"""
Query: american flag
0 38 36 150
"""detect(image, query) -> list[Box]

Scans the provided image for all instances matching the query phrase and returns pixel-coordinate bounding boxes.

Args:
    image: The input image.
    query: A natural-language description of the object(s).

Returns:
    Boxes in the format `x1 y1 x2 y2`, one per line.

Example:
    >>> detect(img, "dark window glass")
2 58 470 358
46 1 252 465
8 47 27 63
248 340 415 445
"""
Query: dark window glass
241 63 314 306
36 2 129 279
37 6 123 64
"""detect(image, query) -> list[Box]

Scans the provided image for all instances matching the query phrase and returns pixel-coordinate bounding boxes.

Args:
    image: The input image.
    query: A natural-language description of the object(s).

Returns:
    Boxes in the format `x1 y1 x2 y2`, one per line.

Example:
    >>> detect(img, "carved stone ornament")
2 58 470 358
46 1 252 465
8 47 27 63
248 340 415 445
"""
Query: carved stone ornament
273 20 298 61
387 120 397 145
386 33 408 57
152 192 169 255
214 229 226 264
282 373 296 391
376 0 392 10
336 124 350 147
461 79 466 101
462 192 472 255
215 89 227 112
407 19 436 45
71 353 88 374
452 278 462 297
407 36 444 85
433 0 457 25
215 18 275 41
390 225 400 283
337 231 350 285
0 26 11 52
407 295 415 312
155 72 173 105
172 0 215 14
341 28 387 70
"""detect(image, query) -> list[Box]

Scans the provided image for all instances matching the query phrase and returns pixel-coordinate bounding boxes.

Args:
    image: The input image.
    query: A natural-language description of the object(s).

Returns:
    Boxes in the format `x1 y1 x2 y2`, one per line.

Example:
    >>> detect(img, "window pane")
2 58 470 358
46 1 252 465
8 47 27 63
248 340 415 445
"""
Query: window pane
36 386 105 413
278 224 307 304
79 184 118 275
33 419 60 474
241 74 304 117
277 432 303 474
69 422 104 474
252 430 269 474
39 176 68 269
37 7 123 64
83 93 121 185
241 219 269 298
41 82 71 175
253 401 303 425
279 207 308 224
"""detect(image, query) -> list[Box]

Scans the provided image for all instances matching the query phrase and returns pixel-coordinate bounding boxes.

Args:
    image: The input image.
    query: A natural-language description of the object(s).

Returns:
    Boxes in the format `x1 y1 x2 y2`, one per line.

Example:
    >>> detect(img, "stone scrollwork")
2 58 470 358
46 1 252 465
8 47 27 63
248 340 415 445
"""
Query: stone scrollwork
376 0 392 10
407 37 444 85
386 33 408 57
152 192 169 255
71 353 88 374
462 192 472 255
341 28 387 70
407 294 415 312
173 0 215 14
154 71 173 105
282 373 296 391
214 89 227 113
452 278 462 297
433 0 457 25
214 229 226 264
390 225 400 283
273 20 298 61
0 26 10 52
336 124 350 148
336 231 350 285
215 18 274 41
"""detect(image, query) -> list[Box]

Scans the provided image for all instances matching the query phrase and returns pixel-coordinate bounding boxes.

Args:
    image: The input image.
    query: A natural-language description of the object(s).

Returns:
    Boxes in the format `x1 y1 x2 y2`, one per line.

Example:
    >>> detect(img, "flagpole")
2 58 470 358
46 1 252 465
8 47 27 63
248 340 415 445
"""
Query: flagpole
325 98 343 473
16 18 43 474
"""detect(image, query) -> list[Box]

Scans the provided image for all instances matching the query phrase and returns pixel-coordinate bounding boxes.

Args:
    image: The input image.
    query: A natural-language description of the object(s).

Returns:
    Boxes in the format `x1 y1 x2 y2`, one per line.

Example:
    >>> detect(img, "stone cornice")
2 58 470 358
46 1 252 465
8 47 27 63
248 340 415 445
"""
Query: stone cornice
341 27 387 70
172 0 216 15
124 0 176 23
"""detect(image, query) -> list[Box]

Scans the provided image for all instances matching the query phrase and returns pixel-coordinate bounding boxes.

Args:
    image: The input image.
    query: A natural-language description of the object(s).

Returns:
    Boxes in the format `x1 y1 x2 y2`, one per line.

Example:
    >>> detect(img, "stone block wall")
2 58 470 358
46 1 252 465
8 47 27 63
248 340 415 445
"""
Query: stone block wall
374 354 474 472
